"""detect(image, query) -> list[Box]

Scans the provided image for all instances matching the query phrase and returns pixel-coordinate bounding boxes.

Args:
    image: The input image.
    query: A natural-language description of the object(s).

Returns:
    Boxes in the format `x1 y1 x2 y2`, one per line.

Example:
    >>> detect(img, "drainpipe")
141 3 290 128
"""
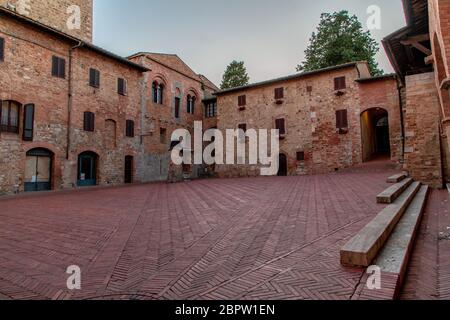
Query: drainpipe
397 80 406 164
66 41 84 160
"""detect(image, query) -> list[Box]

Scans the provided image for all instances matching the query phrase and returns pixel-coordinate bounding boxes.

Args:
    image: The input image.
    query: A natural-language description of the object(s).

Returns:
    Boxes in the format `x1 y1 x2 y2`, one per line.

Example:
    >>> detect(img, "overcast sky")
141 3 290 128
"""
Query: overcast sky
93 0 406 86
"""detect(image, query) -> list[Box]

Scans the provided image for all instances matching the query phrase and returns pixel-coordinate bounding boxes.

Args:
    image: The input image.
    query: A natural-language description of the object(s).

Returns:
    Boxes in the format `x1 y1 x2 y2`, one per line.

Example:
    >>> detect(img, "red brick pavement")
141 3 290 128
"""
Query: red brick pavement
0 161 415 300
400 189 450 300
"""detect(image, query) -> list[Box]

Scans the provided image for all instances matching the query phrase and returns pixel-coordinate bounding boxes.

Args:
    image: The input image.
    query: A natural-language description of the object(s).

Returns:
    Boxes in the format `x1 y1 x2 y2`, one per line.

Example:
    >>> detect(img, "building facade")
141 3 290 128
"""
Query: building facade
215 62 402 177
0 5 148 194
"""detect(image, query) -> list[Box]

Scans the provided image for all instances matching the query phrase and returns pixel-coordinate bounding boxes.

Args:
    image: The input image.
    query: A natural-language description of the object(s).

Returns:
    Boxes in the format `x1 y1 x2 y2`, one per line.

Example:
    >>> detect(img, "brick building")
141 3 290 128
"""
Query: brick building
0 5 150 194
384 0 450 188
215 62 402 177
128 52 218 182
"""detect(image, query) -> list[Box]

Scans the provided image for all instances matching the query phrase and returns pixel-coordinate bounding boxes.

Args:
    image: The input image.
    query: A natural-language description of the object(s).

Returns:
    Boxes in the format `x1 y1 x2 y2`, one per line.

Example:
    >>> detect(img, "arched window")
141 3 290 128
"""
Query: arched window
152 81 158 103
186 94 196 115
0 100 20 133
157 84 164 104
187 95 192 114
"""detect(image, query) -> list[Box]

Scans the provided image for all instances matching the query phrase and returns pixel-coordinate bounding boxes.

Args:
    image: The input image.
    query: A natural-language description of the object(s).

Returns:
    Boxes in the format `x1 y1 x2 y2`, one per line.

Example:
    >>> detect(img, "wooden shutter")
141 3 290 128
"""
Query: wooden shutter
23 104 35 141
52 56 59 77
334 77 346 90
238 95 246 106
276 119 286 135
126 120 134 137
175 98 180 118
0 37 4 61
336 110 348 129
118 78 126 95
59 58 66 78
275 88 284 99
84 112 94 131
90 69 100 87
297 151 305 161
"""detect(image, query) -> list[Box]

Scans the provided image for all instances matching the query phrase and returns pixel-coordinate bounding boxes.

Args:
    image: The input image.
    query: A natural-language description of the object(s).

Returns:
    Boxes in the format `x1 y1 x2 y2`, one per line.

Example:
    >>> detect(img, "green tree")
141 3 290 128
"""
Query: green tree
297 11 383 76
220 60 250 90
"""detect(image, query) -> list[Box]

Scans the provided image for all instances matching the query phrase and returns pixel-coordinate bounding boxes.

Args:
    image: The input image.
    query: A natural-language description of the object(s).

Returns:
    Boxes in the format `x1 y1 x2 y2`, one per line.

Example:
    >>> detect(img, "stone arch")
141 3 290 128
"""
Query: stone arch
360 107 391 162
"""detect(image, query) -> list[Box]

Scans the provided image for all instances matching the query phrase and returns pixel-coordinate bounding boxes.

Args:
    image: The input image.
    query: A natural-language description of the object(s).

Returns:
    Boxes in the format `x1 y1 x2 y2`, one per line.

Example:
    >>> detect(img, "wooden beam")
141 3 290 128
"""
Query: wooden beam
401 34 430 44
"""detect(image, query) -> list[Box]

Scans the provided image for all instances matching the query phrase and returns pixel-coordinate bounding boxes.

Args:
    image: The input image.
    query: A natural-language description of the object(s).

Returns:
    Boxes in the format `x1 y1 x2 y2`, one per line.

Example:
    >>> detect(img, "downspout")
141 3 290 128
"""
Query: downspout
66 41 83 160
397 80 406 164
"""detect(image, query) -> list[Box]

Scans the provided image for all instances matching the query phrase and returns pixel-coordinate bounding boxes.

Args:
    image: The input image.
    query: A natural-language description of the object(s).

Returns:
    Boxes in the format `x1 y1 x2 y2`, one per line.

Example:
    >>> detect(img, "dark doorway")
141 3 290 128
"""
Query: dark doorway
77 151 98 187
361 108 391 162
124 156 133 184
24 148 53 192
277 153 288 176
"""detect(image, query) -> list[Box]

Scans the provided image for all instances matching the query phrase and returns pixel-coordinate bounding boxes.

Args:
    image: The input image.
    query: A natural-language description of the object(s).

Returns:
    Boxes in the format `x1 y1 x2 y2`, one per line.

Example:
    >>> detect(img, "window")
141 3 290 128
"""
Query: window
23 104 35 141
187 95 196 114
52 56 66 78
275 88 284 100
205 101 217 118
336 109 348 129
0 37 4 62
275 118 286 135
160 128 167 144
0 100 20 133
297 151 305 161
89 68 100 88
175 97 181 118
126 120 134 137
152 81 158 103
118 78 127 95
83 111 95 132
334 77 346 90
307 85 313 93
238 95 246 106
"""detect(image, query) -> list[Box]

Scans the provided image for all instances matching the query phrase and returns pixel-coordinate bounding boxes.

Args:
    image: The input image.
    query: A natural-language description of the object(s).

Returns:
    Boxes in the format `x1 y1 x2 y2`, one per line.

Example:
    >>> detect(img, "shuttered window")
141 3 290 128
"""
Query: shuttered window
118 78 127 95
89 68 100 88
83 111 95 132
275 88 284 100
336 110 348 129
174 97 181 119
126 120 135 137
334 77 346 90
297 151 305 161
23 104 35 141
52 56 66 78
275 118 286 135
238 95 246 106
0 100 20 133
0 37 4 61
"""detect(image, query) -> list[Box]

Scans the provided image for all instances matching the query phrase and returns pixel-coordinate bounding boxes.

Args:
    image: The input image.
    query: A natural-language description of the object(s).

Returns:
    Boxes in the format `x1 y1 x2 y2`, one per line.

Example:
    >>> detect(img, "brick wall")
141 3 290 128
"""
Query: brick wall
0 13 143 195
403 72 444 188
0 0 93 42
215 64 401 178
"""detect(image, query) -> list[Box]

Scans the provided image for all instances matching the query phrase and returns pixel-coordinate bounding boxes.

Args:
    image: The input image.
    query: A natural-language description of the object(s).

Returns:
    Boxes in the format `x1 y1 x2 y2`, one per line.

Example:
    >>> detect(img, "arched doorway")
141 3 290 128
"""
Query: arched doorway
277 153 288 176
77 151 98 187
24 148 53 192
124 156 133 184
361 108 391 162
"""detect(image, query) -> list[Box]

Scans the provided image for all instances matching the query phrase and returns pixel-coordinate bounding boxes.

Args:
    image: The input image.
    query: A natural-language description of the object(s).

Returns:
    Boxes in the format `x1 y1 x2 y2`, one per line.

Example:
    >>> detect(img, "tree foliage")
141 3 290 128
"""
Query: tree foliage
297 11 383 76
220 60 250 90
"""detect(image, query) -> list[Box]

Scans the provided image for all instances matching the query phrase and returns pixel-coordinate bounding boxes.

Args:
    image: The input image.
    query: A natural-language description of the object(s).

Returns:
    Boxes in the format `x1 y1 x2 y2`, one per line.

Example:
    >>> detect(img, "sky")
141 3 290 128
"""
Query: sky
93 0 406 86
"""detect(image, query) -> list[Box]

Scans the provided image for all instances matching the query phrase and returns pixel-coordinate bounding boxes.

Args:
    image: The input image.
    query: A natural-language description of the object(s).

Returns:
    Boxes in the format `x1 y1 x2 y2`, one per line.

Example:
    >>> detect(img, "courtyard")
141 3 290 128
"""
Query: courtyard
1 160 442 301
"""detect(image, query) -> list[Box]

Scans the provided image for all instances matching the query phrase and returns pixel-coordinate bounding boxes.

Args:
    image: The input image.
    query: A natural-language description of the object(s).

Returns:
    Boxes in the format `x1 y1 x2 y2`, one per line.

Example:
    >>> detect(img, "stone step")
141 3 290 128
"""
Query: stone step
377 178 414 204
341 181 421 267
387 173 408 183
372 185 430 300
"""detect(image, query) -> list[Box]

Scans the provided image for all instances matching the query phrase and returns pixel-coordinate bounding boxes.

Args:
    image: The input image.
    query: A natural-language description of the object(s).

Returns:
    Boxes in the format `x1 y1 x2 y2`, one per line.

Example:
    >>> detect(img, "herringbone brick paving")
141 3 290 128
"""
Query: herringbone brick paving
0 160 445 300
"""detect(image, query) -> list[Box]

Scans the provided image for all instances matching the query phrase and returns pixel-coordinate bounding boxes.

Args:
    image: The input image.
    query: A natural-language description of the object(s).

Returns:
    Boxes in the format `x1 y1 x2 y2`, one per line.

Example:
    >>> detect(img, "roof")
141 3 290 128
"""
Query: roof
356 74 397 83
0 6 149 72
382 0 431 80
214 62 364 95
129 52 218 90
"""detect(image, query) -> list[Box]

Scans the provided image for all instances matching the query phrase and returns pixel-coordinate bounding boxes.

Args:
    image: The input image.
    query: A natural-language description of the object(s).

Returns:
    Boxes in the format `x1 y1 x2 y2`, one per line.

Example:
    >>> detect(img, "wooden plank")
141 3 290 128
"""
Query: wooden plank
341 182 421 267
377 178 413 204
